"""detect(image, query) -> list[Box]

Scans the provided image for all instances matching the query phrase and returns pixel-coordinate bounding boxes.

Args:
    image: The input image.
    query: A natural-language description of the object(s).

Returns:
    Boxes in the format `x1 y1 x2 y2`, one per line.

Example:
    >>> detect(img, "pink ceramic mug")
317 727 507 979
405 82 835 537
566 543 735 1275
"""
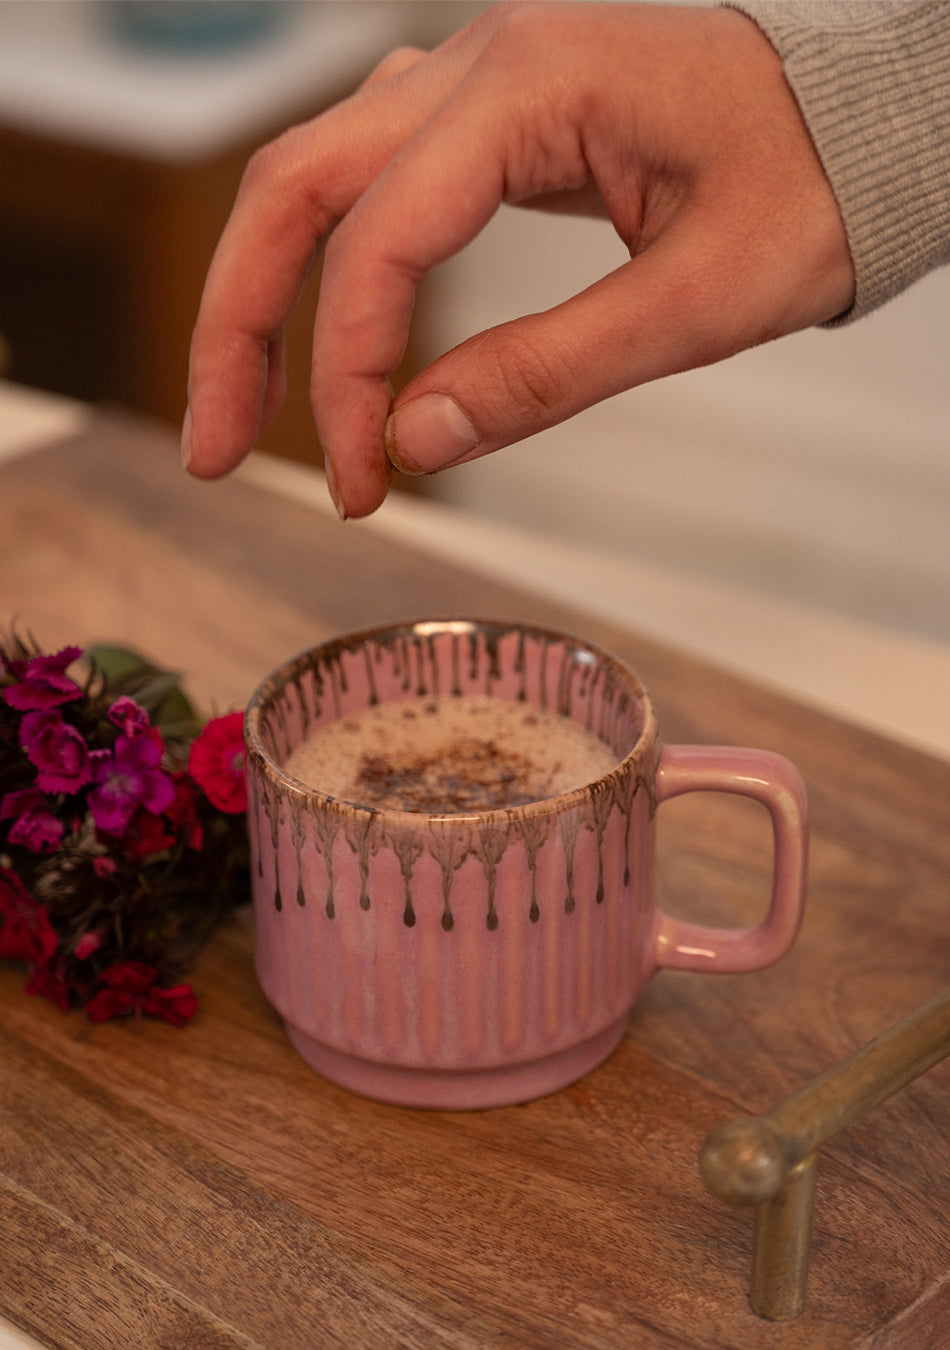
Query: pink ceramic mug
245 618 807 1110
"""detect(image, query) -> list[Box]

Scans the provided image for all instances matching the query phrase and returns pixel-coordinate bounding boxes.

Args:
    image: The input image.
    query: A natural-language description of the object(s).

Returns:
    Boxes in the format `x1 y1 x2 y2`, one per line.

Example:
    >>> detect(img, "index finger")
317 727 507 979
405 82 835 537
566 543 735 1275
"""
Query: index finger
183 31 488 479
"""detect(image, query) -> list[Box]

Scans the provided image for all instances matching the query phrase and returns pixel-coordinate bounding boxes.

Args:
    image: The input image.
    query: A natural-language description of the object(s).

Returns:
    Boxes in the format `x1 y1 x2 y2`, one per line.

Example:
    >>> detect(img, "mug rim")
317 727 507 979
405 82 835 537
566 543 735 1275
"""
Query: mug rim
244 616 658 825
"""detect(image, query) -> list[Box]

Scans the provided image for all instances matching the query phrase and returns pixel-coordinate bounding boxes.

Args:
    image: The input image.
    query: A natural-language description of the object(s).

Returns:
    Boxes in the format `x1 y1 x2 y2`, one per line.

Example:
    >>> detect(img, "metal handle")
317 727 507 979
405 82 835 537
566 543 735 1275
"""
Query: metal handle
700 984 950 1320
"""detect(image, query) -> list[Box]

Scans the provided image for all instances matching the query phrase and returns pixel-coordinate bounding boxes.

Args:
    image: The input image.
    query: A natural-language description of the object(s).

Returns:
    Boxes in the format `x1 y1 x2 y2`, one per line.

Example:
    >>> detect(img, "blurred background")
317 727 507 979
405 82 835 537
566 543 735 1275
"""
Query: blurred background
1 0 948 652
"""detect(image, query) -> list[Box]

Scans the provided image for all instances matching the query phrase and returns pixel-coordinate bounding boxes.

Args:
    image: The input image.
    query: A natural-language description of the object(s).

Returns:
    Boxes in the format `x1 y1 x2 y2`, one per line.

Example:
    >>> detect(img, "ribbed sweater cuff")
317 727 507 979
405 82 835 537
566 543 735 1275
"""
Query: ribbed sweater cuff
725 1 950 324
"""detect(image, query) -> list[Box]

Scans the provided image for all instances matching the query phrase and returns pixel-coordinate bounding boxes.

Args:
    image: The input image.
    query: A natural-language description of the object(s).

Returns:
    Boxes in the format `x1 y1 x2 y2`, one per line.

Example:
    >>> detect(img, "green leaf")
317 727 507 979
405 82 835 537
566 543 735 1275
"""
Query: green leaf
87 644 161 684
86 644 199 734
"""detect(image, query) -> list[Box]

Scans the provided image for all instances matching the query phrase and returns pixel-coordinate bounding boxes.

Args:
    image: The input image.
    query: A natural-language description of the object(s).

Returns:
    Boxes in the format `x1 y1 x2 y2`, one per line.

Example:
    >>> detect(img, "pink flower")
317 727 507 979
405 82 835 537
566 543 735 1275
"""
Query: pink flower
0 867 32 915
84 960 197 1026
107 695 150 739
19 709 90 794
87 728 175 836
167 773 203 850
188 712 247 814
0 869 58 967
121 807 175 862
2 645 83 711
1 787 64 853
75 930 103 960
0 787 42 819
8 806 64 853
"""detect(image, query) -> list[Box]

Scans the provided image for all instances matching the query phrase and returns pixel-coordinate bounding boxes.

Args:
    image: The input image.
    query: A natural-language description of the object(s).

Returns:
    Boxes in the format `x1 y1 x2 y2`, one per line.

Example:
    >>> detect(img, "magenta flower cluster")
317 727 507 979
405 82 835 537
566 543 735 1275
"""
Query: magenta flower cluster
0 636 249 1025
7 658 178 845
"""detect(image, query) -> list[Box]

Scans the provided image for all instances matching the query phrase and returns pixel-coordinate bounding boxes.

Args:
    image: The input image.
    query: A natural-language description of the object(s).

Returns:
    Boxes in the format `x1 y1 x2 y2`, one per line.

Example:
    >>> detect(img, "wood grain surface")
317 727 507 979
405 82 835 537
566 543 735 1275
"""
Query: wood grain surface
1 410 949 1349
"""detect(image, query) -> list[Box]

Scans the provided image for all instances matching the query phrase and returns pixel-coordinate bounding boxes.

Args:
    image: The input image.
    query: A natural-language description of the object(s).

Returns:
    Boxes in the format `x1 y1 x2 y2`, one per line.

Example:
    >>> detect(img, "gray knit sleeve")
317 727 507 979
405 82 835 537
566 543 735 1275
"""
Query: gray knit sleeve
724 1 950 324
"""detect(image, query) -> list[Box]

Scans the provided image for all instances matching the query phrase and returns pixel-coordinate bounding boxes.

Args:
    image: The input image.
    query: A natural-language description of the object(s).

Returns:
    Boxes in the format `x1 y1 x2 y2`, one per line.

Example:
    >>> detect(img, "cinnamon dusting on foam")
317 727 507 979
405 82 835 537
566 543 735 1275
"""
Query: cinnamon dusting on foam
283 694 617 813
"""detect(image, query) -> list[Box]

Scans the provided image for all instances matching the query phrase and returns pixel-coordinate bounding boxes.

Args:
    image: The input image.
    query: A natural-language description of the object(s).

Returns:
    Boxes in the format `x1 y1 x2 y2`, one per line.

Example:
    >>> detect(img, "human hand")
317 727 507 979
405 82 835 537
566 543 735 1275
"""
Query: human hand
183 1 854 518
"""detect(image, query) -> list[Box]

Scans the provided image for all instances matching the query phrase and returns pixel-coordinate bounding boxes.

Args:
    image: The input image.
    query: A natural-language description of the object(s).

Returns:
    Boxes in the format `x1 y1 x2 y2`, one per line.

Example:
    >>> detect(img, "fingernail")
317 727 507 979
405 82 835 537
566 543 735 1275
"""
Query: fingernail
323 455 347 520
385 394 479 474
180 405 193 470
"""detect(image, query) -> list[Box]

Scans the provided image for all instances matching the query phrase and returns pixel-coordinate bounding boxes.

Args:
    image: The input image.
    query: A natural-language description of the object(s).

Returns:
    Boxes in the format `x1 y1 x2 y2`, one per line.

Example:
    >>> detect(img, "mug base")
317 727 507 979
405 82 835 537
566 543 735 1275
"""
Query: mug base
283 1016 630 1110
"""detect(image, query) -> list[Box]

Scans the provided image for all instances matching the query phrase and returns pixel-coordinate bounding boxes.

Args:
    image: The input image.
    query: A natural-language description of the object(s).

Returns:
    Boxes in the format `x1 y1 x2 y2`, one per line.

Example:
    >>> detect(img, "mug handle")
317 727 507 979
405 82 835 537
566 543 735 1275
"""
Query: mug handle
652 745 808 974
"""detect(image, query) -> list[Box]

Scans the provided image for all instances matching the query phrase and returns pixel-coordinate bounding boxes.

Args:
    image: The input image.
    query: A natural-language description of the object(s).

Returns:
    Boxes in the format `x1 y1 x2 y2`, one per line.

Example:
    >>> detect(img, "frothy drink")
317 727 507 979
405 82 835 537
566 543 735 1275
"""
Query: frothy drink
282 694 618 813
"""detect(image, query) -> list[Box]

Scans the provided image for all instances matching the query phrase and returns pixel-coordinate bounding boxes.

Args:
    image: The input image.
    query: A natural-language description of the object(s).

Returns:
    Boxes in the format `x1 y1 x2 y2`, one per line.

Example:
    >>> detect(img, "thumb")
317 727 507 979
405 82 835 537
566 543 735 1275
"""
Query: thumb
384 216 845 477
383 240 719 477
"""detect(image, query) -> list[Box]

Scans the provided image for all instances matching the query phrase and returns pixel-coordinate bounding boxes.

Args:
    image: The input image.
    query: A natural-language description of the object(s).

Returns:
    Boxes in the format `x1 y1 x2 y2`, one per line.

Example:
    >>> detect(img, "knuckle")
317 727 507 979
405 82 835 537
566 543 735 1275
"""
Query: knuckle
485 1 565 54
487 328 570 424
364 45 424 85
239 132 294 199
490 0 551 34
238 126 333 235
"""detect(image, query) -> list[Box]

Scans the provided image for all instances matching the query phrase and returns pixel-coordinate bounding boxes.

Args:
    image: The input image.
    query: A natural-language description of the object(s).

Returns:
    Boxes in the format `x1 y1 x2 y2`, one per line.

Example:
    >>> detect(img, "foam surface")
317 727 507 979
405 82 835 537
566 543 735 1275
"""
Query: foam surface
283 695 618 813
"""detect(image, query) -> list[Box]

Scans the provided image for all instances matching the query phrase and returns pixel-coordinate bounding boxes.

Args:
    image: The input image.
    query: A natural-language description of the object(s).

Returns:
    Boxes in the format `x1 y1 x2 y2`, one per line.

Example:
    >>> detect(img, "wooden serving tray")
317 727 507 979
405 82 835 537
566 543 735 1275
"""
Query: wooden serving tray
1 412 948 1348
